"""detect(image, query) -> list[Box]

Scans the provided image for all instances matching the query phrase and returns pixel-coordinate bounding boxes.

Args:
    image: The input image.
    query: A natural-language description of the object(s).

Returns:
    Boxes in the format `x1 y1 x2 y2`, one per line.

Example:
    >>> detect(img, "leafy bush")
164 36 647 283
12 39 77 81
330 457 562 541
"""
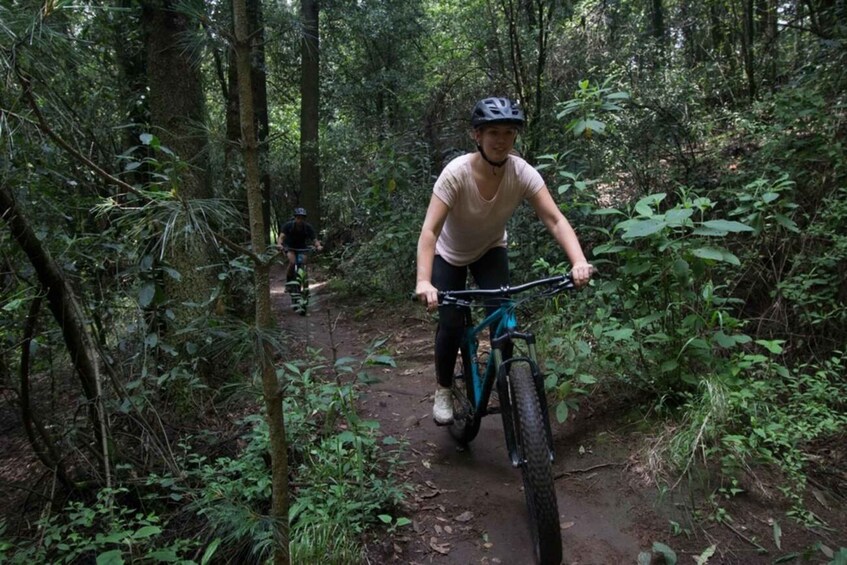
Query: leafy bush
0 488 202 564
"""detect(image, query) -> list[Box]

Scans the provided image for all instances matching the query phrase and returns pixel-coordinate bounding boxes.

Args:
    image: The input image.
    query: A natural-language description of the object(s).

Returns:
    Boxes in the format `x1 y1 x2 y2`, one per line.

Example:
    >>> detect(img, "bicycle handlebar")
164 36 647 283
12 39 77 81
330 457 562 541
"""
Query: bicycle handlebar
439 274 575 306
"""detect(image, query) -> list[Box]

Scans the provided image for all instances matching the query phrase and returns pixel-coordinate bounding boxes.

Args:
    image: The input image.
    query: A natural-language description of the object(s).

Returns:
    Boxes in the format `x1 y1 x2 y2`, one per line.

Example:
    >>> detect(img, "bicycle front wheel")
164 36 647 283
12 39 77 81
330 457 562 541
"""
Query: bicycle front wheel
448 348 480 444
295 267 309 316
509 364 562 565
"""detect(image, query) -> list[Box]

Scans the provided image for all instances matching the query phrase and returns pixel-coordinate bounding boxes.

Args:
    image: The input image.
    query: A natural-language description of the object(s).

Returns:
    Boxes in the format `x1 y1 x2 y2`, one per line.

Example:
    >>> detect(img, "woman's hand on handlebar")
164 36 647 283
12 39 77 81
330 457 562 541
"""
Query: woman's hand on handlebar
415 280 439 311
571 261 594 288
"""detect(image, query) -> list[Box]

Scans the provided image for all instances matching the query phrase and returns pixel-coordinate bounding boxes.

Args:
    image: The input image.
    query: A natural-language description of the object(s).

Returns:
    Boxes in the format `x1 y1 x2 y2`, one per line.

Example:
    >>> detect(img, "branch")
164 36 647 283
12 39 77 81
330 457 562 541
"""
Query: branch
16 71 147 201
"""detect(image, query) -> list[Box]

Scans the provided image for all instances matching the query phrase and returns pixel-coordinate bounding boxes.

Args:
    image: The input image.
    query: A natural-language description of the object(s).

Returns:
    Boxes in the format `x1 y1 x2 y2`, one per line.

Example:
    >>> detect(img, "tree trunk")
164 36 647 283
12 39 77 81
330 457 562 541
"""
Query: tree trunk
300 0 321 233
248 0 273 244
0 187 110 487
233 1 290 563
741 0 757 100
141 0 219 379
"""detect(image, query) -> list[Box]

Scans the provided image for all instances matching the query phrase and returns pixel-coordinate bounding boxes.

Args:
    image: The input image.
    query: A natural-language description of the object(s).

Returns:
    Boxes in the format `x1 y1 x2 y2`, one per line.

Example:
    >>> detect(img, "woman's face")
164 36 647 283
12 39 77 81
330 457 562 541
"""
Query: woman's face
474 124 518 161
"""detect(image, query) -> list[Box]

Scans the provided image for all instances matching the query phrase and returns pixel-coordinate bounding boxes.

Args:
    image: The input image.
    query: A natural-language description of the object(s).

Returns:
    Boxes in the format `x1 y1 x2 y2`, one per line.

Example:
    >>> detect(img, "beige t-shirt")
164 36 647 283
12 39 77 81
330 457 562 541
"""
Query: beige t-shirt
434 153 545 266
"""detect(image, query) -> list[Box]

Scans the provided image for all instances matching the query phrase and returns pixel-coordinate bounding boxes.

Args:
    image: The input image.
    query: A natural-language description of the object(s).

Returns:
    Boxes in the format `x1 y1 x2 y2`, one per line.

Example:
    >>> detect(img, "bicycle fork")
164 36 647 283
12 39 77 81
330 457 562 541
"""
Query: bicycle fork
493 331 556 468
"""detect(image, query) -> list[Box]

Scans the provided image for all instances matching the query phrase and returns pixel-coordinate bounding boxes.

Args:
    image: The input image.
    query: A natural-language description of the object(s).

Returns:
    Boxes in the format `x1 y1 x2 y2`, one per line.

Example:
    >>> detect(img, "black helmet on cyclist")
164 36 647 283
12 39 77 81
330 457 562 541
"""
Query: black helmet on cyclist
293 207 307 217
470 97 525 129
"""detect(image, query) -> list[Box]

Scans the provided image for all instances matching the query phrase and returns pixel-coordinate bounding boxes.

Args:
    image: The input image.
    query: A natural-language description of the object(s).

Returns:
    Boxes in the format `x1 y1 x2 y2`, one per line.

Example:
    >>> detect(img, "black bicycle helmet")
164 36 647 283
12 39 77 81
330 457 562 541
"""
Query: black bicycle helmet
293 207 307 217
470 97 525 128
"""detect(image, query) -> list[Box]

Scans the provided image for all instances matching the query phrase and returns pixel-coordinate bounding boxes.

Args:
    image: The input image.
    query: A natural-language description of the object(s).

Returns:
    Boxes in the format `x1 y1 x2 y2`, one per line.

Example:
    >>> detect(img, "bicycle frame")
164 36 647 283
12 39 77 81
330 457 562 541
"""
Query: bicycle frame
445 275 573 467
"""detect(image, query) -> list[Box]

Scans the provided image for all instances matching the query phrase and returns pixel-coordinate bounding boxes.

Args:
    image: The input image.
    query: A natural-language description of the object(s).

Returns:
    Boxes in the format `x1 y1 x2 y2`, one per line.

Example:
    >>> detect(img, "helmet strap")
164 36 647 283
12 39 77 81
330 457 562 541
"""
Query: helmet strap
476 144 508 168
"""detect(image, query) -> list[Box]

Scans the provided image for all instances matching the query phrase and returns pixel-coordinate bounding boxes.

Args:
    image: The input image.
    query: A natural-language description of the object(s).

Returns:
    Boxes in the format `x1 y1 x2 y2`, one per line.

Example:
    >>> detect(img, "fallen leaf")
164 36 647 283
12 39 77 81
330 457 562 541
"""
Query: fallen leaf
429 537 451 555
444 525 453 534
455 511 474 522
561 521 575 530
812 488 831 510
434 524 443 535
422 459 432 469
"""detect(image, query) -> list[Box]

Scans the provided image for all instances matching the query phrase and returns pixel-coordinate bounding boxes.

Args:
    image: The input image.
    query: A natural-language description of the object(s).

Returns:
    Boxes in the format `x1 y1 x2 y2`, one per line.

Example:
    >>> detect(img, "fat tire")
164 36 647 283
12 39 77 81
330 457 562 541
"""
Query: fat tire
510 364 562 564
448 349 480 444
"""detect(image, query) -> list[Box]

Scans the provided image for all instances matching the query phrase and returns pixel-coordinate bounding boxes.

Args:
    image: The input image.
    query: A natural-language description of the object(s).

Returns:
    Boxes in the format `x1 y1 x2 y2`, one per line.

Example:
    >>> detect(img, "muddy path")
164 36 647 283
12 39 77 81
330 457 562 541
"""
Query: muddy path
274 265 847 565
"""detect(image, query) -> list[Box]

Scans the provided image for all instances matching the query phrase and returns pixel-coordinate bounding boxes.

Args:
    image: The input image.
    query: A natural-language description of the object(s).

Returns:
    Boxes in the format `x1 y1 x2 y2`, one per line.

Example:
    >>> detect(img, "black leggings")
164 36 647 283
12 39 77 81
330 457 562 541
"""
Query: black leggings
432 247 509 388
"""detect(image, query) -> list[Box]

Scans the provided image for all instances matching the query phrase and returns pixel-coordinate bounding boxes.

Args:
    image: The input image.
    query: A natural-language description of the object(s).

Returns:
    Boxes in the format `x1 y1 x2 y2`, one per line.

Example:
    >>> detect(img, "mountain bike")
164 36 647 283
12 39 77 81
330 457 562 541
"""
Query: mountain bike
439 273 576 565
284 247 315 316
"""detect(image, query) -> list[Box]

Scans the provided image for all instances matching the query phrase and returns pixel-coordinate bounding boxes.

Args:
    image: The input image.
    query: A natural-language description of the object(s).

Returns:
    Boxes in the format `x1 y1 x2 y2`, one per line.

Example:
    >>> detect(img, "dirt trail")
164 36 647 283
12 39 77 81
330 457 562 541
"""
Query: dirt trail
275 266 847 565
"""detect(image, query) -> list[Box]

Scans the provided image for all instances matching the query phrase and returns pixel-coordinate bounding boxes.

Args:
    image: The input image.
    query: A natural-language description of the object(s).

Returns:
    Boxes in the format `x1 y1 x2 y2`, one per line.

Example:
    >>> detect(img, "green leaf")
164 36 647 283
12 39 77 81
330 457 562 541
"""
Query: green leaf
584 119 606 133
755 339 784 354
672 259 690 279
660 359 678 373
664 208 694 225
634 193 666 217
773 519 782 550
367 355 396 367
377 514 392 524
691 226 729 237
700 220 754 233
138 283 156 307
774 214 799 232
621 218 667 239
691 247 740 265
604 328 634 341
592 243 628 255
96 550 125 565
337 430 357 444
132 525 161 539
695 544 717 564
713 331 737 348
652 542 678 565
556 401 569 423
199 538 221 565
592 208 626 216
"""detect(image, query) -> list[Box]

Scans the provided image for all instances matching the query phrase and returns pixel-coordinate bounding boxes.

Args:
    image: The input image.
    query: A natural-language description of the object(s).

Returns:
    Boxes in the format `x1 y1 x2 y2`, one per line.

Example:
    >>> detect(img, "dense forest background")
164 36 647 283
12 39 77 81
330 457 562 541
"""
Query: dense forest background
1 0 845 563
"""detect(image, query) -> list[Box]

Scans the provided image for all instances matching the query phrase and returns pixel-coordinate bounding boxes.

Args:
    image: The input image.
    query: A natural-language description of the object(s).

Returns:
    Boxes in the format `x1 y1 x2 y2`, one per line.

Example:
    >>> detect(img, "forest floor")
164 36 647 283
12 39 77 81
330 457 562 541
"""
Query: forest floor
276 264 847 565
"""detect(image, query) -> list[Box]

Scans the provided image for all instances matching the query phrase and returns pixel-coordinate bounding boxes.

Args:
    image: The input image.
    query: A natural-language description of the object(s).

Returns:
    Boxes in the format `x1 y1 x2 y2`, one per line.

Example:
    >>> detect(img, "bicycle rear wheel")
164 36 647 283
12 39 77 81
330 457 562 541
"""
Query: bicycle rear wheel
509 364 562 565
448 348 480 444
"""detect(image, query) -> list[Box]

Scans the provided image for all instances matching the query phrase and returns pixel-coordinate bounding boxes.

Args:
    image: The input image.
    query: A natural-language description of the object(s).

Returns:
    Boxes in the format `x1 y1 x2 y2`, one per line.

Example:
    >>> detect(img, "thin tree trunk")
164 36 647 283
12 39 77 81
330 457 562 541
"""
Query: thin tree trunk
248 0 272 244
300 0 321 233
741 0 757 100
233 1 290 563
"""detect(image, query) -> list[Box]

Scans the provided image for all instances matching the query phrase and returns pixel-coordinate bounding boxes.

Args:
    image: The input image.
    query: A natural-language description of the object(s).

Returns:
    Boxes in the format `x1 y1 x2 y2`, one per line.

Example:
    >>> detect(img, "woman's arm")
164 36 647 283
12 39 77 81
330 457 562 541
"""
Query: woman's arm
416 194 450 309
528 186 593 286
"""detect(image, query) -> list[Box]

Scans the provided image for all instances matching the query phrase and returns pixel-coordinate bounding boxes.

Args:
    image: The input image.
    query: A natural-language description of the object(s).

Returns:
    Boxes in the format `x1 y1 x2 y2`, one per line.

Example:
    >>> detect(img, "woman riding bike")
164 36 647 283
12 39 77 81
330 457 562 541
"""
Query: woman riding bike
414 96 594 425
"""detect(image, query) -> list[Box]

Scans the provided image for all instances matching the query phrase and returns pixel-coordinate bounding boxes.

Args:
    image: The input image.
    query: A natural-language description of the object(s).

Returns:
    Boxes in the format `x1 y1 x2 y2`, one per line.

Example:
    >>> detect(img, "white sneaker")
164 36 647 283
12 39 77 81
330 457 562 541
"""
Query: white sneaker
432 387 454 425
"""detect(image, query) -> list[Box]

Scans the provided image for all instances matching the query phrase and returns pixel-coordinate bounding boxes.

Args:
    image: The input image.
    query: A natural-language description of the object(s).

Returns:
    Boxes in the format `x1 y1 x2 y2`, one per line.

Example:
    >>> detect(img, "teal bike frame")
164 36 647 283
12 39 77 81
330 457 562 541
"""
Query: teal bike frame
443 274 574 464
